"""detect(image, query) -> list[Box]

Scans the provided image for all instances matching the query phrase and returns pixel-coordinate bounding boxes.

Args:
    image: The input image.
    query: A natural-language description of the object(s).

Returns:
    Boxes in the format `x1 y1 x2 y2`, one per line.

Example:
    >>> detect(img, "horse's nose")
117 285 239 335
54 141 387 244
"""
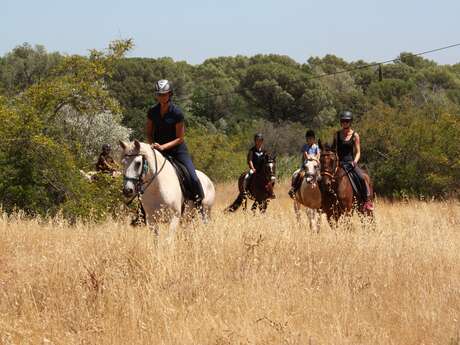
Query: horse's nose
270 176 276 183
123 186 134 197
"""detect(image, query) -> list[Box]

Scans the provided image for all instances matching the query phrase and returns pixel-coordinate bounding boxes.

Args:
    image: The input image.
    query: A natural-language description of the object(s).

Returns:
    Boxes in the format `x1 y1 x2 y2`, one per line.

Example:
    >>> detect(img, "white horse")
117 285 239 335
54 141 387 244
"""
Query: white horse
292 158 322 233
119 140 216 237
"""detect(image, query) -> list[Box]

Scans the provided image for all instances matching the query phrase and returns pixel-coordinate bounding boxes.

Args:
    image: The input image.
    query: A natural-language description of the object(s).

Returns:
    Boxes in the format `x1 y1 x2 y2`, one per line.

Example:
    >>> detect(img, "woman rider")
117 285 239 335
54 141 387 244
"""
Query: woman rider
333 110 374 211
145 79 204 208
243 133 266 192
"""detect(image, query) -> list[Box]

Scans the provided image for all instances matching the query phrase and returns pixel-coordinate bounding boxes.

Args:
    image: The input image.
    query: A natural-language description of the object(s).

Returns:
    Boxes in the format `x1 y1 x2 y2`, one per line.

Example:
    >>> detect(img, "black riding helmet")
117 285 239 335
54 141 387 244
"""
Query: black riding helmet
339 110 353 121
305 129 315 138
254 133 264 141
102 143 111 152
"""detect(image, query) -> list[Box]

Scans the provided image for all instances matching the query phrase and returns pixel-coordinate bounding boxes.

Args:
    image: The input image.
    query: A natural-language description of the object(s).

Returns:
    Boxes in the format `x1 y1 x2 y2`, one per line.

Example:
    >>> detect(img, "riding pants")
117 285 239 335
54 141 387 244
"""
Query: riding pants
172 151 205 201
342 162 370 201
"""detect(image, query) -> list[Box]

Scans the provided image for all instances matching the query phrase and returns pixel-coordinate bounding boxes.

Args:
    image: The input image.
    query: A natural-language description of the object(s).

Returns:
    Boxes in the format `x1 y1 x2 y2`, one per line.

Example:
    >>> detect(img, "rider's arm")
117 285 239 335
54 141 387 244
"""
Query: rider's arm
303 151 309 161
145 118 154 145
301 144 308 161
160 122 185 151
353 133 361 165
315 146 321 161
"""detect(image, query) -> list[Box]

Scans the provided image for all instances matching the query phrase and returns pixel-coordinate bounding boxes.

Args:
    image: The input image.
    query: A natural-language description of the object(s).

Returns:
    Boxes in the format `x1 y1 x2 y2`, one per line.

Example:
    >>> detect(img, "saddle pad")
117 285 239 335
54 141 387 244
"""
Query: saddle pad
342 162 366 202
165 156 194 201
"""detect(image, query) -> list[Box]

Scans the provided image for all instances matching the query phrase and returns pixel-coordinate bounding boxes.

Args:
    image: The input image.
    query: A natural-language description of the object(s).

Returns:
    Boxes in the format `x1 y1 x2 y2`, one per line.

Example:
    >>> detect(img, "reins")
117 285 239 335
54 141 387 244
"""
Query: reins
320 152 339 182
123 148 167 205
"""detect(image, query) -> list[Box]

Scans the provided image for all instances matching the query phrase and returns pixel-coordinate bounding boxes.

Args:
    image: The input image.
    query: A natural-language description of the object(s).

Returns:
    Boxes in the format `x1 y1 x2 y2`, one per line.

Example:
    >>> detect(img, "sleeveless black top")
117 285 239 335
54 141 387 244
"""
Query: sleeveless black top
336 130 355 162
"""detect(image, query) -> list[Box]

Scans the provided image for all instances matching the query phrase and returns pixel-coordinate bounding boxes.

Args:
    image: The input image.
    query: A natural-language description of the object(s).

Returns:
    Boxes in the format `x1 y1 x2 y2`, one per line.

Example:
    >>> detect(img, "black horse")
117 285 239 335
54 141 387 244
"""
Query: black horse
226 154 276 213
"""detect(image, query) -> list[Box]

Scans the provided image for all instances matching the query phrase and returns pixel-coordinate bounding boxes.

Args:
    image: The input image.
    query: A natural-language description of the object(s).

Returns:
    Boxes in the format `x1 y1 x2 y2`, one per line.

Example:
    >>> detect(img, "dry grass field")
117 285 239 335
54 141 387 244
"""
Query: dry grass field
1 182 459 345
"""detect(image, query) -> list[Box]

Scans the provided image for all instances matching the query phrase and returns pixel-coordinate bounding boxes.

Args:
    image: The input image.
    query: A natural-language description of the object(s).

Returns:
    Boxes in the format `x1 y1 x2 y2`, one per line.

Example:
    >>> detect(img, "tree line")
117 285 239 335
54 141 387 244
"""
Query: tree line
0 40 459 219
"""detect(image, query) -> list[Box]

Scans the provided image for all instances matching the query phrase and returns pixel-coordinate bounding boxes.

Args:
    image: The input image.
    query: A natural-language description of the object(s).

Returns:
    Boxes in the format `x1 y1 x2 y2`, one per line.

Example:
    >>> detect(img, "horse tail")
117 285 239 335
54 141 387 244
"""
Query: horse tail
225 193 246 213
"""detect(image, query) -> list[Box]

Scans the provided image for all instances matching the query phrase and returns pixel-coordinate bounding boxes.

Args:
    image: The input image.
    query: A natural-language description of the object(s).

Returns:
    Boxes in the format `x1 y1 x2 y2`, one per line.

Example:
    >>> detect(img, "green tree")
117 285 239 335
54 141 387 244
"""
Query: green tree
0 40 133 218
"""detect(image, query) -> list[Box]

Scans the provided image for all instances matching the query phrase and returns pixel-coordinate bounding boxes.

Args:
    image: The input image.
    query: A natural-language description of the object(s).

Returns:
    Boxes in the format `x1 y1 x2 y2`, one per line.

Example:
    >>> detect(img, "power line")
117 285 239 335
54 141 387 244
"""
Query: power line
175 42 460 103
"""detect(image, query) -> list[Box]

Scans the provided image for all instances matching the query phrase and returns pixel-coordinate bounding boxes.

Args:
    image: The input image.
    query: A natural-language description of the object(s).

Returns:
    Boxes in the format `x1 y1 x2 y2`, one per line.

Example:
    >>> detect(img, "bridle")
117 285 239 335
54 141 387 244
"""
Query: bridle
303 157 319 184
264 158 276 182
122 148 167 204
320 151 339 182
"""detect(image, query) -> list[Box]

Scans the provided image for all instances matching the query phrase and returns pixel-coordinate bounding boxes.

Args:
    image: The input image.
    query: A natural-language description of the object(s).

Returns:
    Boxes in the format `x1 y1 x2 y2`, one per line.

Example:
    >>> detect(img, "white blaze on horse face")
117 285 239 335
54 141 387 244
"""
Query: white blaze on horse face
304 159 318 183
122 155 143 192
268 163 276 182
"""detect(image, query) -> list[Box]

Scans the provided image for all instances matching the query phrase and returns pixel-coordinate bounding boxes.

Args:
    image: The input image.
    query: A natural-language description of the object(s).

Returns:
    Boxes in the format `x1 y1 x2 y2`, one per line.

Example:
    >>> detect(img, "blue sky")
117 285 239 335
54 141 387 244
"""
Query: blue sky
1 0 459 64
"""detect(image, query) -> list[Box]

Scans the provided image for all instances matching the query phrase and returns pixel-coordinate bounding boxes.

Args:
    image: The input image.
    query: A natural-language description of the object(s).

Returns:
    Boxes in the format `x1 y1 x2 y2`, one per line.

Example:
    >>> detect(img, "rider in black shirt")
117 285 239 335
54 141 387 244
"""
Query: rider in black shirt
332 111 373 211
242 133 275 198
145 79 204 207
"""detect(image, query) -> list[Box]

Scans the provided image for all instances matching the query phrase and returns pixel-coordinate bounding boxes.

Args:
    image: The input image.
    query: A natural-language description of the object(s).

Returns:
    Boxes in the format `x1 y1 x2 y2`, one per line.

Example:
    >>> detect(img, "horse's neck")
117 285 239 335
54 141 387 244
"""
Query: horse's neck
144 148 171 183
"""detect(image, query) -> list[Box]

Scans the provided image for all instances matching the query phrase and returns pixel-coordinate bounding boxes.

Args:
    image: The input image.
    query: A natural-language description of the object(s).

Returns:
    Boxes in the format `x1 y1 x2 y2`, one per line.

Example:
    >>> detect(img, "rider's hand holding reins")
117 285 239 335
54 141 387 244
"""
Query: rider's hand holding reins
152 143 164 151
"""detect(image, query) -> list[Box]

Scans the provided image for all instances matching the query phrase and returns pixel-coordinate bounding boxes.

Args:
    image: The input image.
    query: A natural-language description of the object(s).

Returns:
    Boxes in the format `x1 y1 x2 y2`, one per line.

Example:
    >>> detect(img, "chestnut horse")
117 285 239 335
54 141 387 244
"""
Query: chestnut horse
319 146 374 224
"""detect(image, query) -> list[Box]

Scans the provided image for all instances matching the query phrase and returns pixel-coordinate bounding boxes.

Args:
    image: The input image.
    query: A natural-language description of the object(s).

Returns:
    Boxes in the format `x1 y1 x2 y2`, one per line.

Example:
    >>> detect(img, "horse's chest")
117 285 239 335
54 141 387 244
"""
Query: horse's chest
300 184 321 209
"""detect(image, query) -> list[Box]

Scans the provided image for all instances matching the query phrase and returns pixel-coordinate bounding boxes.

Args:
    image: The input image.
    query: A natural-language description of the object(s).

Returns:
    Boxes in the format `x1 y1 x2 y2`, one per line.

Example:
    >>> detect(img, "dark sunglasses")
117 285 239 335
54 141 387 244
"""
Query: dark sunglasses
340 119 351 123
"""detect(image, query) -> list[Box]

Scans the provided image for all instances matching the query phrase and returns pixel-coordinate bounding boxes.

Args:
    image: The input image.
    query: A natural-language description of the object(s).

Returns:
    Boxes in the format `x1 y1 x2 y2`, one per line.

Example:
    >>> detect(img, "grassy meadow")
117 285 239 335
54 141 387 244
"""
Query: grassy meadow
0 182 459 345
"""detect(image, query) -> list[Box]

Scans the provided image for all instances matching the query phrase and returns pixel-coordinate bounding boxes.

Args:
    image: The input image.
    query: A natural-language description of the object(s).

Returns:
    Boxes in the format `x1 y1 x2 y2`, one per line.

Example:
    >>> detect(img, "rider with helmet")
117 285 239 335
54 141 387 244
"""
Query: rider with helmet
288 129 321 198
145 79 204 207
243 133 274 197
333 110 374 211
96 144 117 174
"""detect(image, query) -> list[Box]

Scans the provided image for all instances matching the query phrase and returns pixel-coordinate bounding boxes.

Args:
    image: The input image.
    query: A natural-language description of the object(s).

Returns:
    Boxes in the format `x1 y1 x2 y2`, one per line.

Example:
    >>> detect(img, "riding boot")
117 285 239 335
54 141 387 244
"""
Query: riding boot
242 174 251 196
194 195 207 222
362 181 374 211
288 175 299 199
288 172 302 199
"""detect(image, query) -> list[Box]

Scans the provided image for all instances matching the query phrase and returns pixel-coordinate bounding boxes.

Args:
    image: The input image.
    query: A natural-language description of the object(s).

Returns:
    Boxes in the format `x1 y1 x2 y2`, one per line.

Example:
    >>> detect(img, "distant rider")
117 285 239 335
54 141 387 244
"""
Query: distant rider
288 130 320 198
332 110 374 211
242 133 275 198
96 144 117 174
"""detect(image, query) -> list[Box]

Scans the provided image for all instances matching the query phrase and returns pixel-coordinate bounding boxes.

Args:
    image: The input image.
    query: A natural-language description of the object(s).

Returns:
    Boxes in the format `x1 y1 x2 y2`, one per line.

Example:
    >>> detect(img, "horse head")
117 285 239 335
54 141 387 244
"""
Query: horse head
119 140 148 197
320 144 338 191
263 153 277 185
303 157 319 184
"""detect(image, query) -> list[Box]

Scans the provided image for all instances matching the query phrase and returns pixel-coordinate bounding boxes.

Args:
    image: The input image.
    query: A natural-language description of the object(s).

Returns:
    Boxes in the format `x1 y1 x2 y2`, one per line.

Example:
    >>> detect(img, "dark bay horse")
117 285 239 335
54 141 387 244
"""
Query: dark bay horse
226 155 276 213
320 146 374 223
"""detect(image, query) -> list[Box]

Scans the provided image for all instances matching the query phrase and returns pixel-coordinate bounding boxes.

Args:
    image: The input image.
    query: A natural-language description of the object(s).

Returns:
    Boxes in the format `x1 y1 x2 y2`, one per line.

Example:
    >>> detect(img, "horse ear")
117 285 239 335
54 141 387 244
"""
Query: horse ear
318 138 323 151
119 140 127 150
134 140 141 150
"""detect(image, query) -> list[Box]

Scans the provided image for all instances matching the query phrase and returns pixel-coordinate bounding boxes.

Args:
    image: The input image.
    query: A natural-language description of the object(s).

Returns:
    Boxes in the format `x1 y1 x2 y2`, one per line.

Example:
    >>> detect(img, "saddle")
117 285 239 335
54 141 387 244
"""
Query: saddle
165 156 195 201
341 162 367 202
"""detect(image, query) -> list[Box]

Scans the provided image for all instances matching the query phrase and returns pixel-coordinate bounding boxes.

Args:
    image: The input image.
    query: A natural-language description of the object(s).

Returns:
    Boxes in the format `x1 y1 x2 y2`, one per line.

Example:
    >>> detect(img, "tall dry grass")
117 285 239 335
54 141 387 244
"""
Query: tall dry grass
1 183 459 345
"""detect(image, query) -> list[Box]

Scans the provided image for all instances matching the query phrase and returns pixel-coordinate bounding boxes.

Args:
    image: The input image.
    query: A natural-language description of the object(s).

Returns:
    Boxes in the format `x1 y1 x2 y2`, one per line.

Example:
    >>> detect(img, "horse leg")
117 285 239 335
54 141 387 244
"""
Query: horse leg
251 201 258 212
165 212 181 244
225 193 245 213
294 200 301 223
306 208 320 233
260 200 268 213
203 206 212 222
313 209 321 233
145 214 159 236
